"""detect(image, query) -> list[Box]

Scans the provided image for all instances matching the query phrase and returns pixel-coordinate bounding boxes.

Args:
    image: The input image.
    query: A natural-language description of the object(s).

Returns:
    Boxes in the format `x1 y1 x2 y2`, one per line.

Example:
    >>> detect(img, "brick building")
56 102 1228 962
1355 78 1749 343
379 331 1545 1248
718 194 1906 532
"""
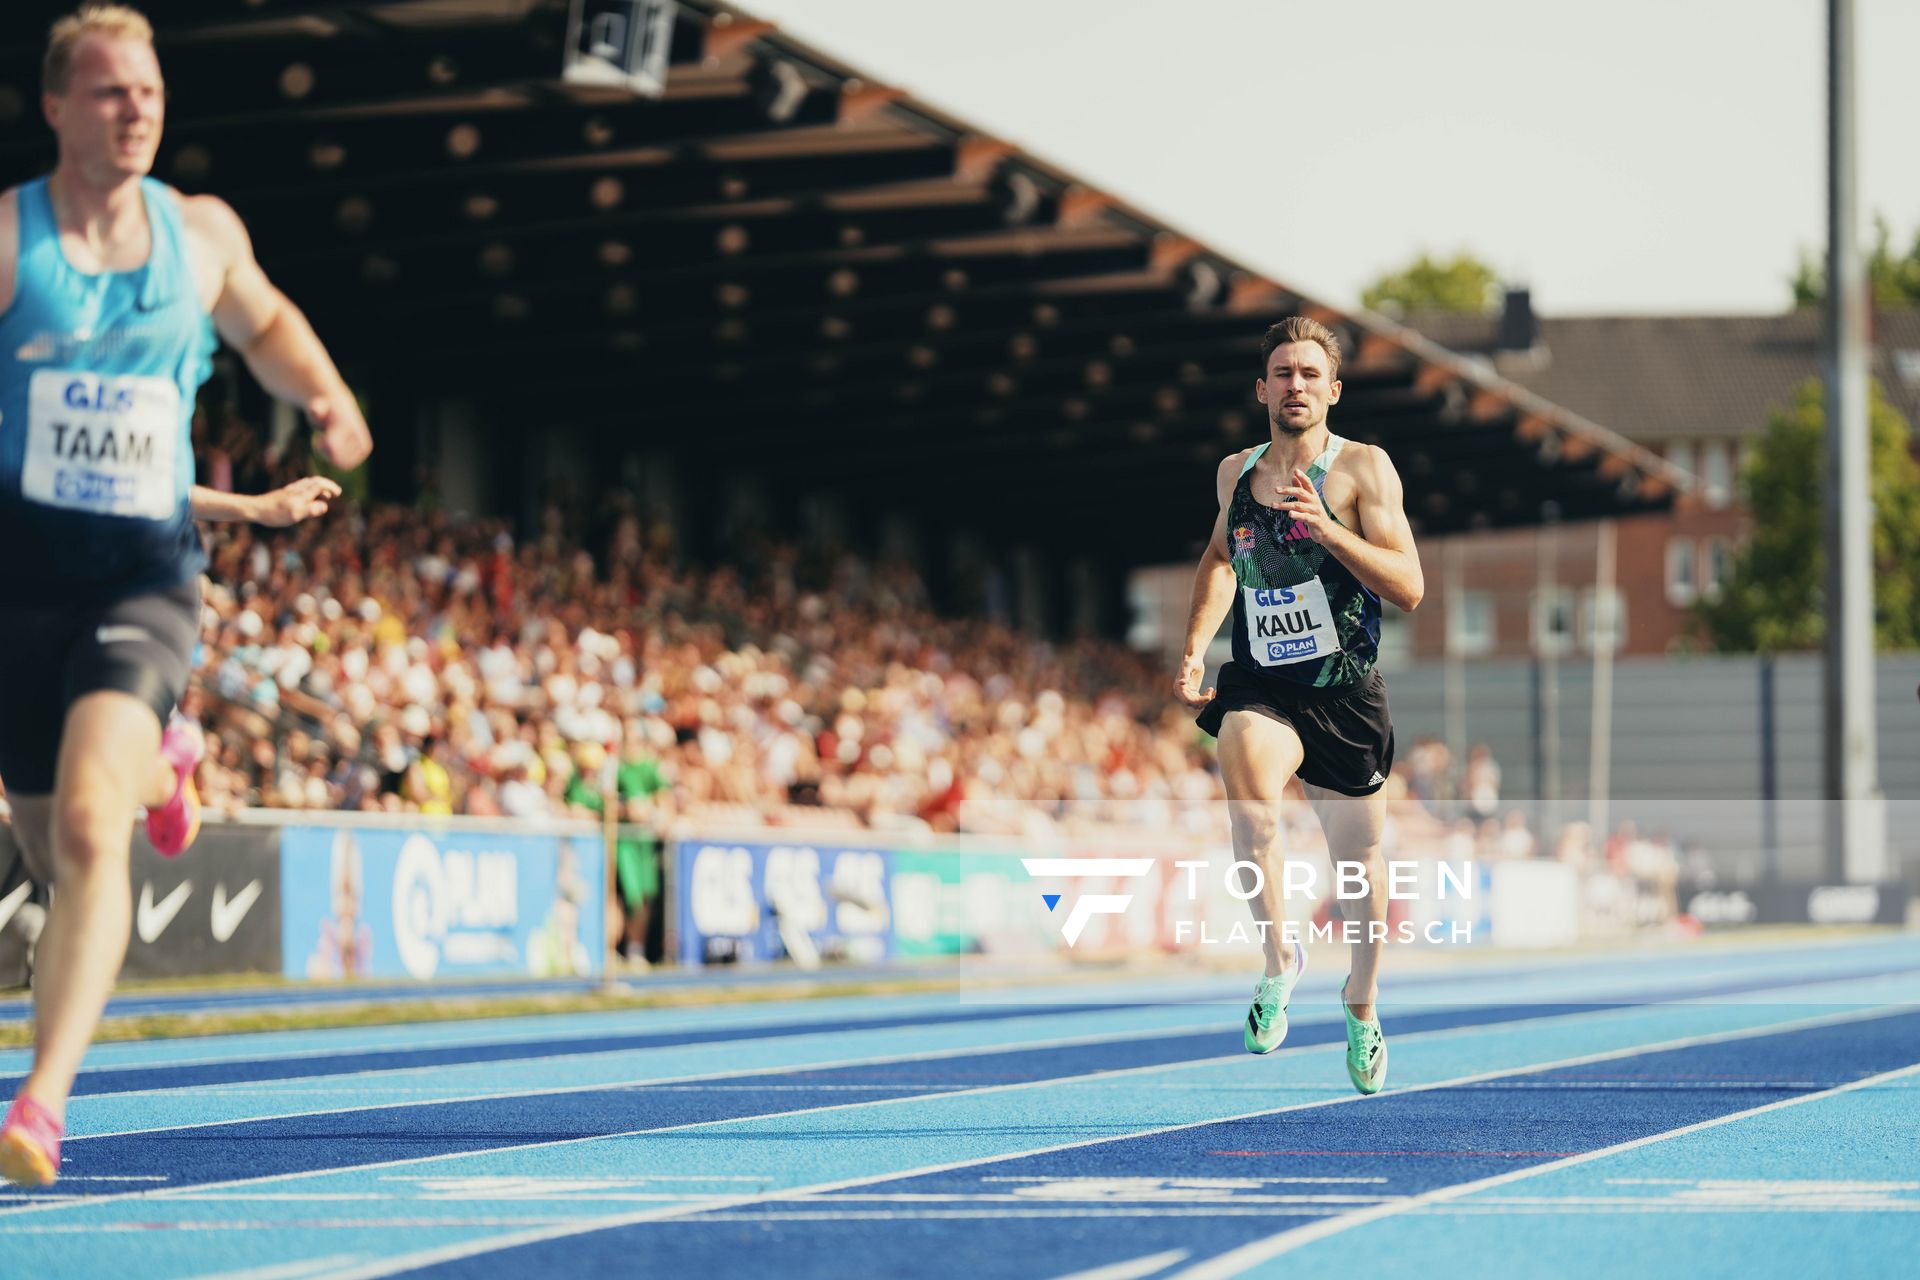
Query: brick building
1396 296 1920 659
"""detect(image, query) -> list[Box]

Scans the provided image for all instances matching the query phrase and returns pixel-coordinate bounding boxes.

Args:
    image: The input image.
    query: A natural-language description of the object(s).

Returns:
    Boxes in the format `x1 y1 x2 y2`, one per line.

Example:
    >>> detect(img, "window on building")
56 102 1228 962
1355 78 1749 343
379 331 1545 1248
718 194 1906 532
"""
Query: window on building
1700 440 1732 509
1666 439 1695 479
1446 590 1495 657
1531 586 1574 656
1702 537 1732 602
1579 586 1627 652
1666 536 1697 606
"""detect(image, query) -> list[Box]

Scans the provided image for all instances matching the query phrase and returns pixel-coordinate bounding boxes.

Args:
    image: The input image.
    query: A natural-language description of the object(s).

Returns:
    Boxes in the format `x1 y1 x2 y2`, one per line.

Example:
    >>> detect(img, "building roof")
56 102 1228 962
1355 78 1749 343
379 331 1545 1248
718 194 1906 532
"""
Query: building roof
1400 307 1920 444
0 0 1686 563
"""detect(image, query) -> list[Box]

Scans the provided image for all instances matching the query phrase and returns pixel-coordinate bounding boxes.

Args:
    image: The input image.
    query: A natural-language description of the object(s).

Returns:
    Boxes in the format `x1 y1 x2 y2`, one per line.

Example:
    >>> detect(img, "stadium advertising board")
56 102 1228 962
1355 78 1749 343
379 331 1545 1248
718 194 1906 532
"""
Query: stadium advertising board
1686 880 1909 927
889 847 1059 957
281 824 604 980
126 824 284 978
2 822 282 979
675 839 891 966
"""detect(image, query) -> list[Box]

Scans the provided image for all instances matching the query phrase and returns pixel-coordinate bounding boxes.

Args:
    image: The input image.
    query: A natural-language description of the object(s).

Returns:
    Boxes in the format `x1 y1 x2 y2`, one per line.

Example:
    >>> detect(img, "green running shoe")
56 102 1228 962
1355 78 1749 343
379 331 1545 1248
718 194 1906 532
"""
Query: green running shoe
1342 982 1388 1094
1243 945 1307 1055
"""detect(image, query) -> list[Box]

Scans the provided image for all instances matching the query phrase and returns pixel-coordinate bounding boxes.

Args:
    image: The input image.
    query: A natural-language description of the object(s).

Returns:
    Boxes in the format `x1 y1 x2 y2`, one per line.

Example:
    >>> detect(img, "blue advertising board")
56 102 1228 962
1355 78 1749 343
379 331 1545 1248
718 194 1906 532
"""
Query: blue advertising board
281 824 604 980
675 839 892 966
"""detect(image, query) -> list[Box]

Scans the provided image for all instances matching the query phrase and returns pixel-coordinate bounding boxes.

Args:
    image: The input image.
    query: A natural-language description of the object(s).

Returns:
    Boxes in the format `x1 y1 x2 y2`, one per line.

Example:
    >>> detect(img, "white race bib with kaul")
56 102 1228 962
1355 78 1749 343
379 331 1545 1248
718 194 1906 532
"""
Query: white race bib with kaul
1243 578 1344 667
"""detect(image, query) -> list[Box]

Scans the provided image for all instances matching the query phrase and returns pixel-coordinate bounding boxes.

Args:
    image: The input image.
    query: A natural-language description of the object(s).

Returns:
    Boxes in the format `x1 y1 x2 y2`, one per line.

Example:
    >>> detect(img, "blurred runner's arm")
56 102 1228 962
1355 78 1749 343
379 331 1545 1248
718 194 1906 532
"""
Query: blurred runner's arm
1175 452 1245 707
190 476 342 526
184 193 372 470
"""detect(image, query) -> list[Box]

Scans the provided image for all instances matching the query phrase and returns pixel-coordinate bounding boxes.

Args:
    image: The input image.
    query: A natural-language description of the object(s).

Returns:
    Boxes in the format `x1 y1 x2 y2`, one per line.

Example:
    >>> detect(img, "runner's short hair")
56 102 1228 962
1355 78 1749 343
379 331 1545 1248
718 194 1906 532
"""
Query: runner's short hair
1260 316 1342 382
44 4 154 96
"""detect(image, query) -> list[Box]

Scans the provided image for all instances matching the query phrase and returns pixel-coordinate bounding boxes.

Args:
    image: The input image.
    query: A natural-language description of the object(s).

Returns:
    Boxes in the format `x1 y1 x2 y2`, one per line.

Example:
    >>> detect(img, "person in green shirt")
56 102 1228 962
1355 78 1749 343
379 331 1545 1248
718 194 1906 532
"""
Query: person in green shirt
565 736 671 970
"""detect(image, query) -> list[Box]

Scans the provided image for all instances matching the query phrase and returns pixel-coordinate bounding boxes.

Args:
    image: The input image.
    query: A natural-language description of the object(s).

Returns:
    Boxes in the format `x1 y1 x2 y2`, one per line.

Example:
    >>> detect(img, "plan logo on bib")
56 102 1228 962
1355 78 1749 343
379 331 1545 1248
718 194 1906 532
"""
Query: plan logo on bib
1019 858 1155 947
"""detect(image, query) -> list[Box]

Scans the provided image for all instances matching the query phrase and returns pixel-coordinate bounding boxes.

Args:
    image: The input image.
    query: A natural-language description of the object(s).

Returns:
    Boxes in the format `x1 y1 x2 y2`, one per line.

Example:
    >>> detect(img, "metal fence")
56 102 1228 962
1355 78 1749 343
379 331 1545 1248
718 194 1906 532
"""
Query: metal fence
1384 652 1920 882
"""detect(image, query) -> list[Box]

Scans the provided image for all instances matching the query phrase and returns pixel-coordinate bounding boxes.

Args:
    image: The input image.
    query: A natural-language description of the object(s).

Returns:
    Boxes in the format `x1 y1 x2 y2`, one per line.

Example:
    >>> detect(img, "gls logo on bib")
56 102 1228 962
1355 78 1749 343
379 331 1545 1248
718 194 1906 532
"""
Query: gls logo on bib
1245 579 1342 666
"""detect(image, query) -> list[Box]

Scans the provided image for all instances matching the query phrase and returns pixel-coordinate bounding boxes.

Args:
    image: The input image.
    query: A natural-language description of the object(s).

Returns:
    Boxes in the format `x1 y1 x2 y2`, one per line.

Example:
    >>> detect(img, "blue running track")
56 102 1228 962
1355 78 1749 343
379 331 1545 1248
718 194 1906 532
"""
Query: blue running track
2 934 1916 1278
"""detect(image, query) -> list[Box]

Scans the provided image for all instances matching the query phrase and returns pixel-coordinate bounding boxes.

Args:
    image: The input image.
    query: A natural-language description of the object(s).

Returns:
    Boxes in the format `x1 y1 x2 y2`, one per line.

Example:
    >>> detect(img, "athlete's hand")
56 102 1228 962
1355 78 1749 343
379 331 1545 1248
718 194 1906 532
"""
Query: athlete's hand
308 390 372 470
1275 468 1332 539
254 476 342 527
1174 654 1215 708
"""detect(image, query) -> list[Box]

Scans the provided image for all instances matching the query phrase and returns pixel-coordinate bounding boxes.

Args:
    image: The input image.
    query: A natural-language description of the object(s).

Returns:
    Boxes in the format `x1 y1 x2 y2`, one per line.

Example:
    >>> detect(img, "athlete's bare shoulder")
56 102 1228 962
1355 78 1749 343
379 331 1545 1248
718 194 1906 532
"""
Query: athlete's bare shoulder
172 189 265 314
1332 440 1399 492
1215 447 1255 505
172 188 252 260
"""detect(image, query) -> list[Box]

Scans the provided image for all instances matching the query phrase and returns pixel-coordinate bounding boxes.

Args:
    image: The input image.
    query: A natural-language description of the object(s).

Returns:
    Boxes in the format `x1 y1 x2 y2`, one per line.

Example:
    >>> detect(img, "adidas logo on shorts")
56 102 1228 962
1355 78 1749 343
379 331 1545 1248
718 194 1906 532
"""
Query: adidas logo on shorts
1368 770 1385 786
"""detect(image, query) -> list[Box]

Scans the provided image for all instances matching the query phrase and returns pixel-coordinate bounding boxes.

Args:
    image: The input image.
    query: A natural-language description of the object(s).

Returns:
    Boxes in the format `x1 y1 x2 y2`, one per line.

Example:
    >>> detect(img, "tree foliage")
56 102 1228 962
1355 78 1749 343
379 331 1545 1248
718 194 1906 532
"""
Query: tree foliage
1361 252 1501 316
1696 379 1920 652
1790 215 1920 307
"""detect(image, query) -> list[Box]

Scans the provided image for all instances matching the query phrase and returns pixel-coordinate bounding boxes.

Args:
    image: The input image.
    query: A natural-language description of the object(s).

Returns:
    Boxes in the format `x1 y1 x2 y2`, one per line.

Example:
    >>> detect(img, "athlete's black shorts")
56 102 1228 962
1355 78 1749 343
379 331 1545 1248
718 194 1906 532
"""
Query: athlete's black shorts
1196 661 1395 797
0 580 200 796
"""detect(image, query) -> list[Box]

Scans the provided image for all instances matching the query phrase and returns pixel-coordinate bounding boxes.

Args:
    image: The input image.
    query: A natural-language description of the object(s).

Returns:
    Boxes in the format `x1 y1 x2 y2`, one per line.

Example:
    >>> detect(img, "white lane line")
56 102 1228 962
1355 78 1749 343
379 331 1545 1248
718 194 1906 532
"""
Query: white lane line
3 1219 583 1235
1169 1057 1920 1279
37 1000 1238 1100
1051 1248 1191 1280
302 1003 1914 1280
11 985 1211 1078
58 1012 1235 1142
980 1176 1389 1186
48 1175 168 1182
192 1255 367 1280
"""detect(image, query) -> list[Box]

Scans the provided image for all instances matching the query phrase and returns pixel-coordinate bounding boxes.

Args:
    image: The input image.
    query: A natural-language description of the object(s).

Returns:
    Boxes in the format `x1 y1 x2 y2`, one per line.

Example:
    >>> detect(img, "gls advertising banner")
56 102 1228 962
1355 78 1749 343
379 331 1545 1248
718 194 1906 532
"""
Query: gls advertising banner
281 825 604 980
677 840 891 966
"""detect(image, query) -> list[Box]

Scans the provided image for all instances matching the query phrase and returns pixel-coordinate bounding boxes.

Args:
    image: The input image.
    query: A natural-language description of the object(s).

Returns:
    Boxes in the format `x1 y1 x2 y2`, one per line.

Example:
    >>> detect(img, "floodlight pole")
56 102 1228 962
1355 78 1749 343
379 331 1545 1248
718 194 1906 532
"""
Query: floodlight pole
1823 0 1885 882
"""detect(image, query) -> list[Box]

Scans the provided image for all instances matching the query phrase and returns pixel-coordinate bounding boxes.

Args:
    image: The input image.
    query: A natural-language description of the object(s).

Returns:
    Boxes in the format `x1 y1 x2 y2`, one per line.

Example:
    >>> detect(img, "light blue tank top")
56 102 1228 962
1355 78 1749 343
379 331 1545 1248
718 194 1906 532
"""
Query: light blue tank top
0 176 214 603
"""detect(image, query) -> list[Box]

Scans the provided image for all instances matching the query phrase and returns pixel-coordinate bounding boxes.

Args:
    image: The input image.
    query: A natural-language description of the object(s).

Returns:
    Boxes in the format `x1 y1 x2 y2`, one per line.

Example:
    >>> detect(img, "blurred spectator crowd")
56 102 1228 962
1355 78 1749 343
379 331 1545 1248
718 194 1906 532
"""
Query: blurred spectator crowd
187 416 1220 841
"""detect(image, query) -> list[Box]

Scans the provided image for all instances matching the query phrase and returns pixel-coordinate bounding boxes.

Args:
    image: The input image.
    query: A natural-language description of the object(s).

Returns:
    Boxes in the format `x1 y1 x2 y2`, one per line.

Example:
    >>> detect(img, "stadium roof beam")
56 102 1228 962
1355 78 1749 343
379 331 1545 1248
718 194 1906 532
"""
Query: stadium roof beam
85 88 843 196
311 234 1151 334
222 135 963 247
266 196 1041 301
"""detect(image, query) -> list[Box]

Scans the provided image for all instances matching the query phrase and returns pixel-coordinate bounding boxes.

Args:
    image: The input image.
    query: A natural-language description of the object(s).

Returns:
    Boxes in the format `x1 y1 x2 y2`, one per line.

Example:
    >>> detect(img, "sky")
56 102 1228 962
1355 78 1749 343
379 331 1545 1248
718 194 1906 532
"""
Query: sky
739 0 1920 317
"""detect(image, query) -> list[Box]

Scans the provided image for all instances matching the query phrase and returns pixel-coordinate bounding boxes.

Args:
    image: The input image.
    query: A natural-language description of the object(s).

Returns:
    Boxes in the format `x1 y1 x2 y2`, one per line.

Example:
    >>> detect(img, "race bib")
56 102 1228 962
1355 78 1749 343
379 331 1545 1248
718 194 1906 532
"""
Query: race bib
1244 578 1343 667
20 370 180 519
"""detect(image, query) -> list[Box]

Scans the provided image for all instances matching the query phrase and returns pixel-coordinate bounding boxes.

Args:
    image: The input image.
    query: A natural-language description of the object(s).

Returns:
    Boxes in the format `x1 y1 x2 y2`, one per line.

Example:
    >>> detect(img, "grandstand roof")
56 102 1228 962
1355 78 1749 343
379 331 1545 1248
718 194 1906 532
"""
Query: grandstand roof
0 0 1687 567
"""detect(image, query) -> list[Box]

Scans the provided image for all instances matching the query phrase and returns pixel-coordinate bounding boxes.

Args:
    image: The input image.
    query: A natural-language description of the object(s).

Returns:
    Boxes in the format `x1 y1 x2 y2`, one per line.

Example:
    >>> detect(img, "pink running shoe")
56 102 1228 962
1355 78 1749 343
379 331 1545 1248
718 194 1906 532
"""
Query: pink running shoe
0 1096 62 1188
146 718 205 858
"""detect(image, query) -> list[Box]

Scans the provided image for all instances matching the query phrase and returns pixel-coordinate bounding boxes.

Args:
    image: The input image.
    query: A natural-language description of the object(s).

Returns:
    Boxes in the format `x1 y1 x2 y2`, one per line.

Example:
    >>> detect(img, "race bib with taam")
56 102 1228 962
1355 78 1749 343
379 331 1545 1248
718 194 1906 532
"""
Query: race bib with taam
20 370 179 519
1244 578 1343 667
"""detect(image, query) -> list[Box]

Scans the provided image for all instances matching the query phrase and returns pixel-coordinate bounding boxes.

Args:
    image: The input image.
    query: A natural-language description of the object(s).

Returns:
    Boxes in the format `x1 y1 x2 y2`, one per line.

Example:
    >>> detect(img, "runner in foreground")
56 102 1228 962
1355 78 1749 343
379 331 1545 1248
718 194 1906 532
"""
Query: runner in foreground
0 5 370 1187
1175 316 1423 1095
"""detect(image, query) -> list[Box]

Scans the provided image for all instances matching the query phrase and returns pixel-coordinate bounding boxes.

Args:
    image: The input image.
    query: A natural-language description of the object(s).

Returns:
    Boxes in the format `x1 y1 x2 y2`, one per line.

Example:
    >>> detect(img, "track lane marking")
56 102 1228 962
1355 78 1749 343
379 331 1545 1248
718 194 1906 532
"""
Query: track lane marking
293 1003 1914 1279
1170 1057 1920 1278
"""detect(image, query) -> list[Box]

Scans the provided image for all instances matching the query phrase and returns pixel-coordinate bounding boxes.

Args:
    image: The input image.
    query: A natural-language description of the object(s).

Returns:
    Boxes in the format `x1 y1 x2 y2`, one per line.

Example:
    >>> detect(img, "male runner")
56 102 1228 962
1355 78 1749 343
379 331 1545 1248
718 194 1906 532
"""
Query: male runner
0 5 371 1187
1175 316 1422 1095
